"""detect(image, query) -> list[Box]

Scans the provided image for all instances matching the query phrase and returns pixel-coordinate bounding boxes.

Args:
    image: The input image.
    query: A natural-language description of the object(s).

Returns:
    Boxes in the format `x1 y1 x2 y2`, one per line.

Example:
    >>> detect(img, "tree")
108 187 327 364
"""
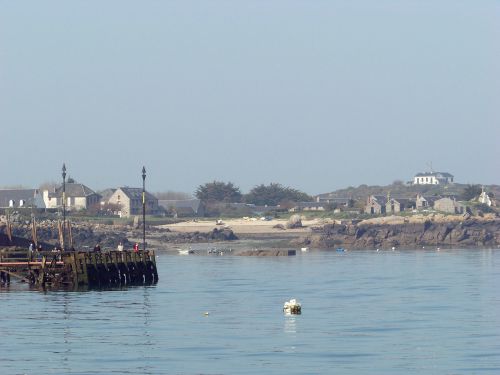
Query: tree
244 183 313 206
154 191 192 200
195 181 242 203
461 184 482 201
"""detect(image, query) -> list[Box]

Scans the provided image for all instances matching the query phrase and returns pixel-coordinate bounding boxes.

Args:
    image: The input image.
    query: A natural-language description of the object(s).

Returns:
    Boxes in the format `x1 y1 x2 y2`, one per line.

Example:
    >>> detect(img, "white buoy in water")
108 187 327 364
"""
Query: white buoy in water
392 246 396 251
283 299 302 315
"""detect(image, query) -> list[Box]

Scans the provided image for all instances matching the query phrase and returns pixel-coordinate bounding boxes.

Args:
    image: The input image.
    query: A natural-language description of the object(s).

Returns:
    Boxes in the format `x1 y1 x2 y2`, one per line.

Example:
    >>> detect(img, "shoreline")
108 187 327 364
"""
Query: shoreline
158 218 321 235
3 216 499 252
154 216 500 251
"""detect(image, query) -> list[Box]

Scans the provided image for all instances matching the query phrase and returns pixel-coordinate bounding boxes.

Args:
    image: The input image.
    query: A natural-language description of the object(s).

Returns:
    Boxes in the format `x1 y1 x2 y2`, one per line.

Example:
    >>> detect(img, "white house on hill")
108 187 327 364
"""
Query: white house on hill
413 172 454 185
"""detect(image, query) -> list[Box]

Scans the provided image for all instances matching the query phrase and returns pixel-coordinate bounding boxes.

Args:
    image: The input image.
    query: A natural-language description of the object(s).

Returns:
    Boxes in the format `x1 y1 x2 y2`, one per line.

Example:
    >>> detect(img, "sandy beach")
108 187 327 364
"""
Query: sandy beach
159 218 322 235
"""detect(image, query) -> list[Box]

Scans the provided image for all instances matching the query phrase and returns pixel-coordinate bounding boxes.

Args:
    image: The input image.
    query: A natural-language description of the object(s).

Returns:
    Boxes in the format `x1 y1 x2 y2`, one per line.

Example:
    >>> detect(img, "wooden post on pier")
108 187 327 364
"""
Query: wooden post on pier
6 212 13 243
142 166 147 252
31 216 38 247
67 220 73 249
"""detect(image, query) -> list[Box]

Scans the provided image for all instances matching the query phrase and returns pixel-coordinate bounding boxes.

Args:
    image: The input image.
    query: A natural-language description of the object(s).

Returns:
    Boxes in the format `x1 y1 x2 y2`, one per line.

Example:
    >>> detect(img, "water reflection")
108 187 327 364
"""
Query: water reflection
284 315 297 334
1 250 500 374
62 292 72 373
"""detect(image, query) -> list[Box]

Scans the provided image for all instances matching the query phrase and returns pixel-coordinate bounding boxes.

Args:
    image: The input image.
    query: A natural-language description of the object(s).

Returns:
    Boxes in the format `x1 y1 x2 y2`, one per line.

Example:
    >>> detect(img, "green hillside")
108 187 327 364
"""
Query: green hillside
320 182 500 201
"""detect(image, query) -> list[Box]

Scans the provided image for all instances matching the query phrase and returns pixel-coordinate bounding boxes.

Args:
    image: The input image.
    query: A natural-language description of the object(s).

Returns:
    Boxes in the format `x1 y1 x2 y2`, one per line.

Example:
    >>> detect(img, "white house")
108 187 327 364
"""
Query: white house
478 188 493 207
43 183 101 210
0 189 45 208
413 172 454 185
107 187 159 218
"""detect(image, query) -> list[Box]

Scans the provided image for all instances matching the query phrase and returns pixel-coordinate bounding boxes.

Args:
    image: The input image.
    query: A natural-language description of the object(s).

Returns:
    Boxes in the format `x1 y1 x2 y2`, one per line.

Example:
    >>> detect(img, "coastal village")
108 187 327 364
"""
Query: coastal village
0 169 497 220
1 167 499 258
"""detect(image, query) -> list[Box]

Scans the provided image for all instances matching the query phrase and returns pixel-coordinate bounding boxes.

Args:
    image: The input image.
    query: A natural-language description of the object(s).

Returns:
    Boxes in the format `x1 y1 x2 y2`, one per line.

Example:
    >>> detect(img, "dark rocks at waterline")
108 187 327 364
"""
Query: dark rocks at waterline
157 228 238 244
296 220 500 249
4 220 238 248
9 224 131 250
236 249 296 256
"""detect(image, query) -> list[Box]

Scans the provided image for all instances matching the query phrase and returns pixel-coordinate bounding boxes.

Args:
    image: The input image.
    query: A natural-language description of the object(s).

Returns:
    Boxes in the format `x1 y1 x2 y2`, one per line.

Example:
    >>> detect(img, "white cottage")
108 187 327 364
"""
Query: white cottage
413 172 454 185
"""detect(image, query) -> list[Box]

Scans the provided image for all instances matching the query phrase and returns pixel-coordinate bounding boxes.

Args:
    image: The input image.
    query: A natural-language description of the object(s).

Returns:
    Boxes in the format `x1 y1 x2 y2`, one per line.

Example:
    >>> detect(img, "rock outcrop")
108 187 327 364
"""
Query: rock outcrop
4 222 238 249
296 219 500 249
286 215 302 229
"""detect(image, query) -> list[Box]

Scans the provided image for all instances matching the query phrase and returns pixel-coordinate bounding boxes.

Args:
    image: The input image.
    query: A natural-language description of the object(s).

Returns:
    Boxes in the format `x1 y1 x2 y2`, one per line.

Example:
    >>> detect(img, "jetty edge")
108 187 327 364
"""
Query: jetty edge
0 248 158 288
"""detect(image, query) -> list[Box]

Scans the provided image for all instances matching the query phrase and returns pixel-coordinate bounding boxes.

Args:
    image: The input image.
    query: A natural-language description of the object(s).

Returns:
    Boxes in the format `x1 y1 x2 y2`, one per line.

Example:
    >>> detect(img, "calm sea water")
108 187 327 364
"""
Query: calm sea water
1 248 499 375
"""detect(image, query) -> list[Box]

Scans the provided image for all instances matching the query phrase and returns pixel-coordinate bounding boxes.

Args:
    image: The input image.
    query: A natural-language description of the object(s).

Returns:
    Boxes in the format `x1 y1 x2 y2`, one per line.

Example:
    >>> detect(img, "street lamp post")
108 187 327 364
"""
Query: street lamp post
142 166 146 251
62 163 67 250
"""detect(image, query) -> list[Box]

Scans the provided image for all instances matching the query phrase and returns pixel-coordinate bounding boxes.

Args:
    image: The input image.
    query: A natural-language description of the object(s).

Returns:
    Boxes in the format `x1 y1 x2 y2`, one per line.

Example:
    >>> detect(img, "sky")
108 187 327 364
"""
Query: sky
0 0 499 196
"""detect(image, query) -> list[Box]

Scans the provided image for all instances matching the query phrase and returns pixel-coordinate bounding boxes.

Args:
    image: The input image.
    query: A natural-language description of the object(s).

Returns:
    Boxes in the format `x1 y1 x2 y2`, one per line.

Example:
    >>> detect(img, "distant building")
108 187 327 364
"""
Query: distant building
365 195 387 214
107 187 159 218
289 202 326 212
415 194 442 210
314 194 351 206
98 188 117 204
385 198 412 214
433 197 464 214
158 199 205 217
413 172 454 185
0 189 45 208
477 188 493 207
43 183 100 210
219 203 282 216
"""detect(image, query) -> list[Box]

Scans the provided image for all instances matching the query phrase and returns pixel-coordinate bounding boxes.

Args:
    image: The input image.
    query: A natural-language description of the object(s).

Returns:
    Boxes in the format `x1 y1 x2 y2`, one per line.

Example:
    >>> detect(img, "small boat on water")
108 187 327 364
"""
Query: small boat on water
301 247 308 252
336 247 346 252
283 299 302 315
178 248 194 255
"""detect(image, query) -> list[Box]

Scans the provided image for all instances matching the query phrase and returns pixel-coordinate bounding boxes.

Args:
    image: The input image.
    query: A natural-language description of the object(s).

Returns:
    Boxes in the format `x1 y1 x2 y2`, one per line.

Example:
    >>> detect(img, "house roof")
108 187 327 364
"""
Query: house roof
388 198 411 205
316 196 351 204
50 183 98 198
435 196 458 202
98 188 117 202
0 189 39 207
415 172 454 178
371 195 387 205
417 195 441 203
118 187 157 201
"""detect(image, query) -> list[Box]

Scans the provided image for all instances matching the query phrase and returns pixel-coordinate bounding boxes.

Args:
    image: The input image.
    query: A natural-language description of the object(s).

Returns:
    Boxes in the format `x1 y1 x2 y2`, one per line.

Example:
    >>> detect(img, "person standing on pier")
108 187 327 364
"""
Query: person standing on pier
133 242 139 253
28 242 34 261
117 242 124 252
93 243 101 252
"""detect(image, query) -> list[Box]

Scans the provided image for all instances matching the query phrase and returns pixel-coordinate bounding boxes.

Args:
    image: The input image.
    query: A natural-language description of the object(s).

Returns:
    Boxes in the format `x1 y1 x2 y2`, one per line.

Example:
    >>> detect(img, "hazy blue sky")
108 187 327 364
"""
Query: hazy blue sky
1 0 499 195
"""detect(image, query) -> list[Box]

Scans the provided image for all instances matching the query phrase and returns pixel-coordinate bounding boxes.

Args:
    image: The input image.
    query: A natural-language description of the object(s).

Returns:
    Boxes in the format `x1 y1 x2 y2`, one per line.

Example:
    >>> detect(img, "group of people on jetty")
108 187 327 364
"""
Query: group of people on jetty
96 242 140 253
27 241 142 261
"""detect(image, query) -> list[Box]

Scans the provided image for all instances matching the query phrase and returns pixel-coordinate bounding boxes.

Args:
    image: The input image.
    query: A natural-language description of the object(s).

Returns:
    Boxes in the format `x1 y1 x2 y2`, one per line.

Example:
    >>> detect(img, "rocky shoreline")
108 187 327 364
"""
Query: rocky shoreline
295 219 500 249
1 221 238 250
2 217 499 251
